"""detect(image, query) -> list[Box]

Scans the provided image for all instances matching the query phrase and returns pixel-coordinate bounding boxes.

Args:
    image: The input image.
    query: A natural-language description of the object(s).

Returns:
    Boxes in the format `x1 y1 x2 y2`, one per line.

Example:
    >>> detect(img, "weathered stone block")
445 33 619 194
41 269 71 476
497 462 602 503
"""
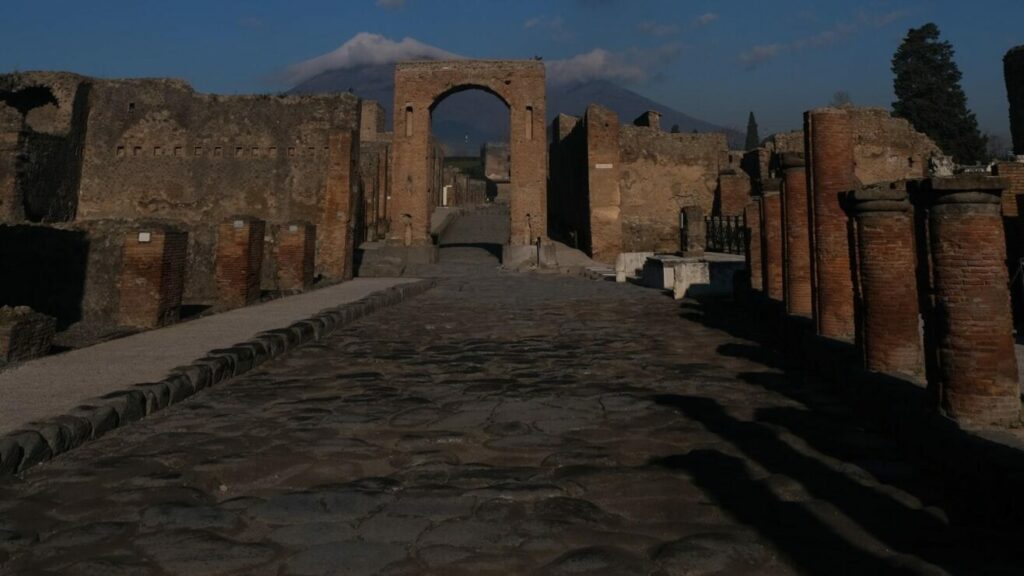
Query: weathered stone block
0 306 56 365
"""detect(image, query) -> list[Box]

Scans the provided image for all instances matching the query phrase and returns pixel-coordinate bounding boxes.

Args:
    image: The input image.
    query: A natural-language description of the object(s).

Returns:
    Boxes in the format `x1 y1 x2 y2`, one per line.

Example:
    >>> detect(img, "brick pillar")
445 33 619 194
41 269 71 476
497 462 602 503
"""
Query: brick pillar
762 179 784 301
847 183 923 378
118 224 189 328
806 108 857 341
1004 46 1024 155
321 129 358 281
920 176 1020 426
216 216 265 309
0 107 21 223
717 172 751 217
276 221 316 291
781 153 812 317
745 197 763 292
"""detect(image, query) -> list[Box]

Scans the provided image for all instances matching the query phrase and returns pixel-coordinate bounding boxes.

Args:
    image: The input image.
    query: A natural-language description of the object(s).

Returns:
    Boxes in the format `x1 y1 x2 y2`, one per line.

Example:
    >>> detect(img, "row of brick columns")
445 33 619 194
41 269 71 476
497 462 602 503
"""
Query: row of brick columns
117 217 318 329
745 108 1021 427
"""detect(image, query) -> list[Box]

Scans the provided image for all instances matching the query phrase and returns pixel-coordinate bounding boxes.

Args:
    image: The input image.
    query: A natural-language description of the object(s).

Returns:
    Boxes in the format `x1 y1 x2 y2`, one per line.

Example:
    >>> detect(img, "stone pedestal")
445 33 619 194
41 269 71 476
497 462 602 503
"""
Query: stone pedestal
745 198 763 292
847 183 923 379
781 153 812 317
118 224 188 328
216 216 265 309
762 180 784 301
920 176 1020 426
276 221 316 291
807 108 857 341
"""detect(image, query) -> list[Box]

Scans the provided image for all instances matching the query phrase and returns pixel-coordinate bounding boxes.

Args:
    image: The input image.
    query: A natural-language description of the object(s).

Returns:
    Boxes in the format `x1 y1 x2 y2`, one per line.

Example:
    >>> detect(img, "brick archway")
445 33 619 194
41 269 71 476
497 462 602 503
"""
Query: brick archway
390 60 547 246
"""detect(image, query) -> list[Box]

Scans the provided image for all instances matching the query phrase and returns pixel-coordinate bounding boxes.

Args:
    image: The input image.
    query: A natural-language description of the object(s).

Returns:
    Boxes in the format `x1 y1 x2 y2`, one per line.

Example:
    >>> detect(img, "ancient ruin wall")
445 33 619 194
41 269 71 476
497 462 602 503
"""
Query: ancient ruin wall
848 108 937 185
72 77 360 299
618 127 725 253
0 72 92 223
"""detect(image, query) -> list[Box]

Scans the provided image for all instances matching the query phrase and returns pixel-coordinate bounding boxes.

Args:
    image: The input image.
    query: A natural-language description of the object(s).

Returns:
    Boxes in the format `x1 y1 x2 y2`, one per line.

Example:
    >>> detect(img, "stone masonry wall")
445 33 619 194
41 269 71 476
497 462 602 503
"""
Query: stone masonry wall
618 126 725 253
38 74 361 300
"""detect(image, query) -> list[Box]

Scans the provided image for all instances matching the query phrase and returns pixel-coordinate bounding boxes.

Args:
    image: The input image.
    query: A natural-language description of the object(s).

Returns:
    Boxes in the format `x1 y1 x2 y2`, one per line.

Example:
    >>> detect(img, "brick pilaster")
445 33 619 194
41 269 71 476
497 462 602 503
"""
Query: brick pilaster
216 216 265 308
118 224 188 328
276 221 316 291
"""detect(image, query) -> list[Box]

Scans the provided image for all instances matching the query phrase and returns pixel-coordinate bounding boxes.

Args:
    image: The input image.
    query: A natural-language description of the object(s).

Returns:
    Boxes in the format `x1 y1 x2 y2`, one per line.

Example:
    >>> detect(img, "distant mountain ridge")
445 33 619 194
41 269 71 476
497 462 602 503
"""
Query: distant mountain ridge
291 62 743 154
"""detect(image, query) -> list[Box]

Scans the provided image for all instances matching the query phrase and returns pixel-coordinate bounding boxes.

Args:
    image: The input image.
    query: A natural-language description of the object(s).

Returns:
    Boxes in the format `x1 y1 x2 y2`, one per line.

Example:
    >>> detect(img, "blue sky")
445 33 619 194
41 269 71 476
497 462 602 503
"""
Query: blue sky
1 0 1020 136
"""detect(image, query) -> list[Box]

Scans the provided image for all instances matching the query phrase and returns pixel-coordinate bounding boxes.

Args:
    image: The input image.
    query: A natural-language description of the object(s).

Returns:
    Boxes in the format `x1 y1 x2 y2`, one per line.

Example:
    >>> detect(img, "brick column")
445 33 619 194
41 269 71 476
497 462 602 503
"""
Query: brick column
847 183 923 378
781 153 812 317
920 176 1020 426
276 221 316 291
118 224 189 328
806 108 857 341
0 108 21 223
745 197 763 292
216 216 265 309
762 179 784 301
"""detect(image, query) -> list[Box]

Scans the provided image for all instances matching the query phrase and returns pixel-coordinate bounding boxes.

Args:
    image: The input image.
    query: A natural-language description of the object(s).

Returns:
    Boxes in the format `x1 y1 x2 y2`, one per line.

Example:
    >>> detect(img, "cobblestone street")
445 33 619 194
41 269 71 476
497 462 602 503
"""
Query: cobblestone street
1 270 1020 575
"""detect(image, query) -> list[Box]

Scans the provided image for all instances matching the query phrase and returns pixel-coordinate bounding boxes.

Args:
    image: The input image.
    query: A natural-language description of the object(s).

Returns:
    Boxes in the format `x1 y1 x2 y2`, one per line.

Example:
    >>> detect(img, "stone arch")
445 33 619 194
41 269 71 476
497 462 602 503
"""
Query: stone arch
390 60 547 246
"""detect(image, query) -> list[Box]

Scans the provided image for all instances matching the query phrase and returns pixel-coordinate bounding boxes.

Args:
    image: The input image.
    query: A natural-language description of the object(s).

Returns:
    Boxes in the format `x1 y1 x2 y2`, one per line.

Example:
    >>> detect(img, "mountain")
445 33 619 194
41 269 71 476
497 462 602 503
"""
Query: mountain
291 63 743 154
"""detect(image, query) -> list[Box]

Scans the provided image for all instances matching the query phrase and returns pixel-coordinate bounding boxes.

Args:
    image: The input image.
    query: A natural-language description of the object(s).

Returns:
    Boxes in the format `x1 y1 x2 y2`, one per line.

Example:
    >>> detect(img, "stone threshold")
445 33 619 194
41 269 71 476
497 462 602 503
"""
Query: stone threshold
0 280 436 478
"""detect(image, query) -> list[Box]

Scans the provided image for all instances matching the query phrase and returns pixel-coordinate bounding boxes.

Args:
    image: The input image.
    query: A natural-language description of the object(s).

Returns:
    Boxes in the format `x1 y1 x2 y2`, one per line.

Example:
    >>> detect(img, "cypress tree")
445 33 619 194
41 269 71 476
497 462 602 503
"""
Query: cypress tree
891 23 987 164
745 112 760 150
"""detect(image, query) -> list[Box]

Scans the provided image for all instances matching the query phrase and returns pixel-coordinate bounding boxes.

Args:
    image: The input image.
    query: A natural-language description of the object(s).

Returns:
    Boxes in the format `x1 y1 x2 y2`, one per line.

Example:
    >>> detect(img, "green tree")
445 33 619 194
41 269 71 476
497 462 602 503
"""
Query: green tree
670 123 680 134
745 112 759 150
891 23 987 164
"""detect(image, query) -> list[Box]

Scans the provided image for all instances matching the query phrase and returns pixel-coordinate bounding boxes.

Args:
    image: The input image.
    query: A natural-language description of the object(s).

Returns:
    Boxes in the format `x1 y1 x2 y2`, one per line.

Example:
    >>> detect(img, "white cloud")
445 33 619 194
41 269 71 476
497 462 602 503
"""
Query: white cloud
739 44 782 68
636 20 679 37
738 9 908 69
285 33 462 83
375 0 405 9
285 33 679 88
694 13 718 27
547 44 681 86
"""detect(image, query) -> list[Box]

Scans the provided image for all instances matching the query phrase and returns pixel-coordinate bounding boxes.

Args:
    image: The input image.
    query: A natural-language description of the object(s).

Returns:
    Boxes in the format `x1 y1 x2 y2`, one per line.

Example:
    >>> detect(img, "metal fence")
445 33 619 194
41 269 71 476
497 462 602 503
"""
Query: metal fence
705 215 747 255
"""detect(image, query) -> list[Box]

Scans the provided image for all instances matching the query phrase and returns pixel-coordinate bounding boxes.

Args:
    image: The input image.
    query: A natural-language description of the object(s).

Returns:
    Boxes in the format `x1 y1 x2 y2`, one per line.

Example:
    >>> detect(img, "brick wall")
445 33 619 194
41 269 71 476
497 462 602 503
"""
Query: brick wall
585 105 623 263
321 130 359 280
117 225 188 328
215 217 265 309
717 172 751 217
276 221 316 291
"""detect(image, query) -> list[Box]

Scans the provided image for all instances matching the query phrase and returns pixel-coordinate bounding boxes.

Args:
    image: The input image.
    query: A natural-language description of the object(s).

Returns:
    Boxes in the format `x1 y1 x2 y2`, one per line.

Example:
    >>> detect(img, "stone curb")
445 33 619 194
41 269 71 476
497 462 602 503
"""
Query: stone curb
0 279 436 478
